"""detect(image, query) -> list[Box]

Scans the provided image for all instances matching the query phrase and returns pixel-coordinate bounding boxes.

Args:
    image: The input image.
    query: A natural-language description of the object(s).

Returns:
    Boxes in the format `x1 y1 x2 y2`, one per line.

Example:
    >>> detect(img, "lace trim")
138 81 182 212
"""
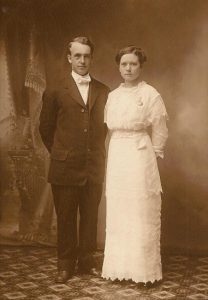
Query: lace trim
102 272 162 284
148 112 169 125
119 81 146 90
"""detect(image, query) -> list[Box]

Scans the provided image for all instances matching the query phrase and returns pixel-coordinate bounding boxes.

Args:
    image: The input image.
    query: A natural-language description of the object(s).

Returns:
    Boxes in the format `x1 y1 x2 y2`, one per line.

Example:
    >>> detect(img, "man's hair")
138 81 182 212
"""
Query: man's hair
68 36 94 55
115 46 147 67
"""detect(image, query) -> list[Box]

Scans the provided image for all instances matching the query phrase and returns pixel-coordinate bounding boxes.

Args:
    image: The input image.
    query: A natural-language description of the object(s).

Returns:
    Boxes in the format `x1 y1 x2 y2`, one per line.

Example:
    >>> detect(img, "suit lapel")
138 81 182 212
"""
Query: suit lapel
88 78 99 111
63 75 99 110
64 75 86 107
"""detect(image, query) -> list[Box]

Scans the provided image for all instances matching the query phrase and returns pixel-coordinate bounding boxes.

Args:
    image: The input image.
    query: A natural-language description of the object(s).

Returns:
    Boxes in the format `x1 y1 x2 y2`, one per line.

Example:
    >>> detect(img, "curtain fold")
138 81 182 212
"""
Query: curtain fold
0 13 56 246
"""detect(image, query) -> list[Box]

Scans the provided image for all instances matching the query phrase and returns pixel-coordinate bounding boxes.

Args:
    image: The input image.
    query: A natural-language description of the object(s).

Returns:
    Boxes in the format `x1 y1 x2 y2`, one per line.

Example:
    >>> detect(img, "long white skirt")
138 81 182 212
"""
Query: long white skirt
102 132 162 283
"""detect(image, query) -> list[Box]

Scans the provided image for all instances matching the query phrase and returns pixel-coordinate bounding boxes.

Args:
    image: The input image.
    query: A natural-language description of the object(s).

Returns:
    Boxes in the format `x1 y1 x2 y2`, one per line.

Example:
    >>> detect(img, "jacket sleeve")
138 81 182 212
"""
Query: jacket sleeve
39 90 58 153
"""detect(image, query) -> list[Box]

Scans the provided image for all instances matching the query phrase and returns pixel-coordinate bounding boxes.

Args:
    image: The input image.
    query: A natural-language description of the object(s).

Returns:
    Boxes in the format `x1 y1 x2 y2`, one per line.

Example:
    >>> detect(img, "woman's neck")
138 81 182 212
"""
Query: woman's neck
123 78 142 87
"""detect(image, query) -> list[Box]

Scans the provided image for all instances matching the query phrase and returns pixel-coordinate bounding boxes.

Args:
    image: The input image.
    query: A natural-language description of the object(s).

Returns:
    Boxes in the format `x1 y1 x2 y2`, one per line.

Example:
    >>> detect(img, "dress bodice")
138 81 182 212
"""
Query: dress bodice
105 81 168 157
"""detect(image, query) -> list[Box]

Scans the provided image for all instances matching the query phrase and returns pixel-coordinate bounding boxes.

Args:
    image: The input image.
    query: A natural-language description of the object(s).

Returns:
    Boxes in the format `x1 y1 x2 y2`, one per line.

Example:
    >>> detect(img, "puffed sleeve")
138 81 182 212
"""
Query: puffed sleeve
148 95 168 158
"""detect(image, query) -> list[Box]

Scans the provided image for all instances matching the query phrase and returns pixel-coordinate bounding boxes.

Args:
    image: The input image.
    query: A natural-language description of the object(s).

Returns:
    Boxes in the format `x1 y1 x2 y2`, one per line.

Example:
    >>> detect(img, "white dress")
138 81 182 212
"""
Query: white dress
102 81 168 284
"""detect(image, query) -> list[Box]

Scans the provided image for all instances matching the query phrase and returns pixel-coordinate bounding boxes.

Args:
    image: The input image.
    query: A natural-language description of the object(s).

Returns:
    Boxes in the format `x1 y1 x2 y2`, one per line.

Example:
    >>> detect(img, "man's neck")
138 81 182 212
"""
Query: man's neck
71 70 90 77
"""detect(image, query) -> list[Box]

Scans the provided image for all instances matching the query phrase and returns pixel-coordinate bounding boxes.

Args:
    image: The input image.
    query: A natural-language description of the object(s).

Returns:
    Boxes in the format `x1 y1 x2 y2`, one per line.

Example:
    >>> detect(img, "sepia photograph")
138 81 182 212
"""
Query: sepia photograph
0 0 208 299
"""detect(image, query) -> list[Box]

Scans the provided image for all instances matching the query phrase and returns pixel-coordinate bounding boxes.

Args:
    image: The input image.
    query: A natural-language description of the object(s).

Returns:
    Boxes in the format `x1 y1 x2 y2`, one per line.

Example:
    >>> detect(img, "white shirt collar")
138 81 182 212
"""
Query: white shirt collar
71 70 91 84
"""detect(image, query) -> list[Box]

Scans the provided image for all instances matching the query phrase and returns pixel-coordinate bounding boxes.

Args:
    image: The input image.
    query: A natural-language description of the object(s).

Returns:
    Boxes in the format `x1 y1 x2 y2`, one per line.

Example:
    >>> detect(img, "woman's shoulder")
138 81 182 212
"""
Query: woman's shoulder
106 86 122 102
109 85 122 96
143 83 167 115
142 82 160 98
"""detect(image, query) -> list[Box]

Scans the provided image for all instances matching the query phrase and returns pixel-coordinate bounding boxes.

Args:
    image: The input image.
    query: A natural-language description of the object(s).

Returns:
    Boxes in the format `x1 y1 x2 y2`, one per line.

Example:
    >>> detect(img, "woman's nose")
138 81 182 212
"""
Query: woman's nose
126 64 131 71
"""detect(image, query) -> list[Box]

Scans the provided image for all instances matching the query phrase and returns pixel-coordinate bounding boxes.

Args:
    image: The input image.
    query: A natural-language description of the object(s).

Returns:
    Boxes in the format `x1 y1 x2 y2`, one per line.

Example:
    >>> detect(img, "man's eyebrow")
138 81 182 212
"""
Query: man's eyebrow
74 53 91 56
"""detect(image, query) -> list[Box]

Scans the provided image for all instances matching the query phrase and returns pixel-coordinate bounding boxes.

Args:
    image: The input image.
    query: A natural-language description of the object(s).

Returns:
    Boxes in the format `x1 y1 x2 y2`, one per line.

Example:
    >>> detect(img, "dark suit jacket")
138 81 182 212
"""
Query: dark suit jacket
39 75 110 185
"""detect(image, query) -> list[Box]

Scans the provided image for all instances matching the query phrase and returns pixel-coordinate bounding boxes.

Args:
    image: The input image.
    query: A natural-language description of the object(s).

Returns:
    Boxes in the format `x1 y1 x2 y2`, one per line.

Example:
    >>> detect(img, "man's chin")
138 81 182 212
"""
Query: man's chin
75 70 89 76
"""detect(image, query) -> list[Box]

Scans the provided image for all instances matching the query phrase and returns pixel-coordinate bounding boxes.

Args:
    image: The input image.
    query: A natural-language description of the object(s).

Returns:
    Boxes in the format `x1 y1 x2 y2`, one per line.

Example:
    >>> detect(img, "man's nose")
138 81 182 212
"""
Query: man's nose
80 56 85 64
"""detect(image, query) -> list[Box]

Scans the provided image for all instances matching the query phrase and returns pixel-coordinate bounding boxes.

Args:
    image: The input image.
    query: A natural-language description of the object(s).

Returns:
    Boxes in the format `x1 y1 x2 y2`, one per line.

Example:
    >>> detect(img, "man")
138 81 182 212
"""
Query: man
39 37 109 283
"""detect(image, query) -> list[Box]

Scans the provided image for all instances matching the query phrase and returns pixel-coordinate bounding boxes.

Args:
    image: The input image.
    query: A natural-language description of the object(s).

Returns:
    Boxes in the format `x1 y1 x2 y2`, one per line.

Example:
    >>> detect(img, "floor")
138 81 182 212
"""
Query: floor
1 246 208 299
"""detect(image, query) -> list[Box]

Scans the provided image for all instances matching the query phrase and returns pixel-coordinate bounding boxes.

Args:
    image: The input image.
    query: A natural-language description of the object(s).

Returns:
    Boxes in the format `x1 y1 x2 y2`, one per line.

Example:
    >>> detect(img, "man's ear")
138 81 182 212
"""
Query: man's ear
67 54 72 64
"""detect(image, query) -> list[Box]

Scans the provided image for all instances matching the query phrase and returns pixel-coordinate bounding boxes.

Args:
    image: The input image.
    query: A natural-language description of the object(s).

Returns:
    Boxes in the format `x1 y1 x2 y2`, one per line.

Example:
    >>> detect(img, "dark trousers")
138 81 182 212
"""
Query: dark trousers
51 182 103 271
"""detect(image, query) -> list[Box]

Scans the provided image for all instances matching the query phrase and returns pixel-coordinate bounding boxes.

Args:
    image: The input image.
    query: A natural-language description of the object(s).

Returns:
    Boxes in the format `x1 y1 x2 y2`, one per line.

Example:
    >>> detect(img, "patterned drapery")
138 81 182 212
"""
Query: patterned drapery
0 39 16 141
0 22 56 246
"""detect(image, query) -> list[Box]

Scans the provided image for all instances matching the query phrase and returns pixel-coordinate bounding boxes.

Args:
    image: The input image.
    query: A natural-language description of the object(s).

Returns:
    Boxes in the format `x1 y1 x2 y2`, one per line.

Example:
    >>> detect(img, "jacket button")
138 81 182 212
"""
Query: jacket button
84 128 88 133
81 108 85 113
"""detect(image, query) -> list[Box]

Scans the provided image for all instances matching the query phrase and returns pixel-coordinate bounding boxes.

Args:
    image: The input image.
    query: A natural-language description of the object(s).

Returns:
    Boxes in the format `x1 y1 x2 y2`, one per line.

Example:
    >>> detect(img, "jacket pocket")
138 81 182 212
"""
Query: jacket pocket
50 149 69 161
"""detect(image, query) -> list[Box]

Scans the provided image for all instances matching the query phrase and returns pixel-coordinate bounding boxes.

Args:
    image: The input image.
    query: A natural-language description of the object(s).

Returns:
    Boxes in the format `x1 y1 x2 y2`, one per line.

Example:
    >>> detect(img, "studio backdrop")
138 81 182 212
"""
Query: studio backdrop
0 0 208 254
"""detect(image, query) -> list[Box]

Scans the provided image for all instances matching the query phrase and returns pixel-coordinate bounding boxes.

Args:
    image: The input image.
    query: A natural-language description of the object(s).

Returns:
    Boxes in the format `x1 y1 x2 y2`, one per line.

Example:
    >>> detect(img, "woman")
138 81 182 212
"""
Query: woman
102 46 168 284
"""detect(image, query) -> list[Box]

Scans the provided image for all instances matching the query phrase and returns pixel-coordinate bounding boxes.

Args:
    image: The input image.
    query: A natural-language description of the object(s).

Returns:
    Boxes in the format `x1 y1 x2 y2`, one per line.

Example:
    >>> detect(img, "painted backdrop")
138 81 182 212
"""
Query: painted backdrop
0 0 208 254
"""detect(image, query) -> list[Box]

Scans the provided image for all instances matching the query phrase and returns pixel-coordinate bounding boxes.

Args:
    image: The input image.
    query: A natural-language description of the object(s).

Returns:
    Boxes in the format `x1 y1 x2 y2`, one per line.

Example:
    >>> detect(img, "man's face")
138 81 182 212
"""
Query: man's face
68 42 92 76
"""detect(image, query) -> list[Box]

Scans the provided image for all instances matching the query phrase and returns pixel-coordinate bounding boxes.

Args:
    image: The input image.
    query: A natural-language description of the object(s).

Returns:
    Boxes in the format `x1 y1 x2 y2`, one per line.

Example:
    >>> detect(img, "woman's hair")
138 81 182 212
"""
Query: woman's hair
115 46 147 66
68 36 94 55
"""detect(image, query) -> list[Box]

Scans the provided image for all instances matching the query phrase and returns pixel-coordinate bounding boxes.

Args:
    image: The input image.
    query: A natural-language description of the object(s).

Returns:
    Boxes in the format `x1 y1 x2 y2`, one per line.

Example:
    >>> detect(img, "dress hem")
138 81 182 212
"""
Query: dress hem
101 273 162 284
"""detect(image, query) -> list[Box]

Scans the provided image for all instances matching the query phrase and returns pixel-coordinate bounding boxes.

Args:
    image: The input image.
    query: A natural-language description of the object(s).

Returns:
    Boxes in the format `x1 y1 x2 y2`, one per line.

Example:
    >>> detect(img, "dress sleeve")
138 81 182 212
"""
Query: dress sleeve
104 104 107 124
148 95 168 158
104 94 111 124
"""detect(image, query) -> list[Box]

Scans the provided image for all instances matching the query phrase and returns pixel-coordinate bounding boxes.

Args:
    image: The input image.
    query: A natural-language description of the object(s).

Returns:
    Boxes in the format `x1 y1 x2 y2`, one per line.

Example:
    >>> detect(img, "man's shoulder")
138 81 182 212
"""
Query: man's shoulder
43 75 69 95
91 77 110 93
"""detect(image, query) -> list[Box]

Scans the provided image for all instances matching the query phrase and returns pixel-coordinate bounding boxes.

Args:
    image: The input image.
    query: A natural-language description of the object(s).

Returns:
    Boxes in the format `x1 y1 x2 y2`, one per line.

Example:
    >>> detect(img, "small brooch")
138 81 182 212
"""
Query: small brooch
137 97 143 106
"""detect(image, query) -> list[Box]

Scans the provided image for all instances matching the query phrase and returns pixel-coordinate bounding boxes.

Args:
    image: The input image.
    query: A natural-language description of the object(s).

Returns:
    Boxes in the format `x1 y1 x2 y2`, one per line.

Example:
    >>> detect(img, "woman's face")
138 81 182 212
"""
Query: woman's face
119 53 141 83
